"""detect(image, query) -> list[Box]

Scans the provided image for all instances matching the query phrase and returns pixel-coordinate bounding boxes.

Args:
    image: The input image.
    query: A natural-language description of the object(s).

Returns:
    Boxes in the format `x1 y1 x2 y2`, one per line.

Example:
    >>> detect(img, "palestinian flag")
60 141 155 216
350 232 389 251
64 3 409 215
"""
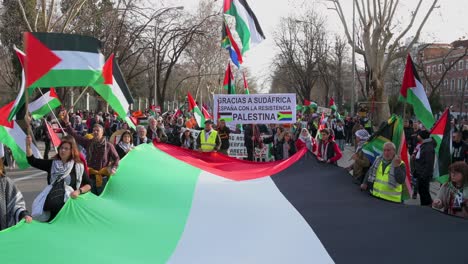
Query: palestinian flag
329 97 336 111
400 54 435 130
28 88 61 120
219 112 233 122
7 47 26 121
0 101 42 169
242 71 250 94
223 63 235 94
201 105 211 120
430 108 451 183
1 143 467 263
222 21 243 68
187 92 205 128
24 32 105 89
173 105 185 119
223 0 265 54
93 54 135 128
44 121 61 148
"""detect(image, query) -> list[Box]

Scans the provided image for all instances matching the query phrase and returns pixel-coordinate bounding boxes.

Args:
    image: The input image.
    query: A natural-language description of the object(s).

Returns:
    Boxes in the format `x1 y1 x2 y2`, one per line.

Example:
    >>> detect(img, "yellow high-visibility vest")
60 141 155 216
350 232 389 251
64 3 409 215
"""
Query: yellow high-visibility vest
371 161 403 203
200 130 218 152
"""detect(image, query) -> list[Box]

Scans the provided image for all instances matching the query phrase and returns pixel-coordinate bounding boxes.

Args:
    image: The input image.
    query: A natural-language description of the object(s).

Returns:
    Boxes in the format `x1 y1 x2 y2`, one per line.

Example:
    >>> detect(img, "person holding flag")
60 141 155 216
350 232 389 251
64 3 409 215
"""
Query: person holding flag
361 142 406 203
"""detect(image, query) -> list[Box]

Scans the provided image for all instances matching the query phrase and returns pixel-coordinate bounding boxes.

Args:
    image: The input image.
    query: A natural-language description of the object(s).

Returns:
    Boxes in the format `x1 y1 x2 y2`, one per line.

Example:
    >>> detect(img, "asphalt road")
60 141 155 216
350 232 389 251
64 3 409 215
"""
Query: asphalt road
7 167 47 212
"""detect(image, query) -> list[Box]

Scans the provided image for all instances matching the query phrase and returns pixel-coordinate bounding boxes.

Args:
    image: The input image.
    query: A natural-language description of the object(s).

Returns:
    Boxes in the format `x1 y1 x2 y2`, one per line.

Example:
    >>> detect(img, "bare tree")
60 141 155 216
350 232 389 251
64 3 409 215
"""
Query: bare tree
272 11 330 103
328 0 439 124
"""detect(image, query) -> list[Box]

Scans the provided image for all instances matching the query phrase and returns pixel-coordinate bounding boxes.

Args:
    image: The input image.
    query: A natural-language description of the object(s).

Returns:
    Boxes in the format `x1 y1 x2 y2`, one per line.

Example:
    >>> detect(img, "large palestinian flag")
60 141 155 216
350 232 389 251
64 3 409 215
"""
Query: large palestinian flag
0 143 467 263
24 32 105 89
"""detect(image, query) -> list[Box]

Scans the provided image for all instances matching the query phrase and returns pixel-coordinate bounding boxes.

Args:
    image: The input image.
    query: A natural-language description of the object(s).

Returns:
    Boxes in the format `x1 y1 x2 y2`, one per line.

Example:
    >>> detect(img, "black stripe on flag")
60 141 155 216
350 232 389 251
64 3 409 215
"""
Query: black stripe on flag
238 0 265 39
113 57 134 105
32 32 102 53
270 152 468 263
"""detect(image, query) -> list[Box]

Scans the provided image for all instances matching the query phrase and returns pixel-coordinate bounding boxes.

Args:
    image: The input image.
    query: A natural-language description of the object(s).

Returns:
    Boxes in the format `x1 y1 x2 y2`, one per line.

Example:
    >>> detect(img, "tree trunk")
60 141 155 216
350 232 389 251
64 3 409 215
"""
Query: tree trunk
373 78 390 126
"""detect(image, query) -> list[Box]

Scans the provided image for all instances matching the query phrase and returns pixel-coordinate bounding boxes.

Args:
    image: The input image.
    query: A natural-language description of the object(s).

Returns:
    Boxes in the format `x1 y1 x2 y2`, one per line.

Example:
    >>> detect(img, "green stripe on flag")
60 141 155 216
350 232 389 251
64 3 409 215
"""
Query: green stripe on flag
30 98 61 120
0 144 201 263
30 70 103 89
407 89 435 130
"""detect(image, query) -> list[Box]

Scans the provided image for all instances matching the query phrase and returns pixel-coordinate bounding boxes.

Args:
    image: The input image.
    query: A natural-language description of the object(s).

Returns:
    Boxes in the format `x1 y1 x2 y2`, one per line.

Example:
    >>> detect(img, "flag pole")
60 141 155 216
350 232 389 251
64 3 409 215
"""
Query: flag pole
23 86 33 137
38 89 67 136
72 86 89 107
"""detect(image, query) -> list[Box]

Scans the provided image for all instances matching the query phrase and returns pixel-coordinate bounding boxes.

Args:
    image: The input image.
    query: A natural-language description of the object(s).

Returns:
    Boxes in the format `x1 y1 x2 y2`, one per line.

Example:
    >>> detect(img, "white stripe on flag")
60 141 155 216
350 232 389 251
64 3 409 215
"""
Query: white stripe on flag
52 51 105 70
168 171 334 264
28 91 55 113
112 76 130 114
6 122 42 158
233 0 264 45
413 79 432 115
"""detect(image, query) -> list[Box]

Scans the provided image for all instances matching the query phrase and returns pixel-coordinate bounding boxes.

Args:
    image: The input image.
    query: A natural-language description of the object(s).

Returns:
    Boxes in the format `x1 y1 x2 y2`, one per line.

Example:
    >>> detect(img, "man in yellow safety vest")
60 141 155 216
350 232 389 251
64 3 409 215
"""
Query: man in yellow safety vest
360 142 406 203
196 120 221 152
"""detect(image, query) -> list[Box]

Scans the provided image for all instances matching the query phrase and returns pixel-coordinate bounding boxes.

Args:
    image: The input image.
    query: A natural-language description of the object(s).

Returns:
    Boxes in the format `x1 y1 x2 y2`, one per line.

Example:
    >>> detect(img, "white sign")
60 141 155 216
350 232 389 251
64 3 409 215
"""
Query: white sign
317 106 332 115
228 133 247 158
213 94 296 124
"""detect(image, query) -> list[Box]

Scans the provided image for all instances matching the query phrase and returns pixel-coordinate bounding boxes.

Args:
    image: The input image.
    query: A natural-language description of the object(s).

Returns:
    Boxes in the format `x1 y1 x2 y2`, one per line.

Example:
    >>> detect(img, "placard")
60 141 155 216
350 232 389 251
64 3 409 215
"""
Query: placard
213 94 296 124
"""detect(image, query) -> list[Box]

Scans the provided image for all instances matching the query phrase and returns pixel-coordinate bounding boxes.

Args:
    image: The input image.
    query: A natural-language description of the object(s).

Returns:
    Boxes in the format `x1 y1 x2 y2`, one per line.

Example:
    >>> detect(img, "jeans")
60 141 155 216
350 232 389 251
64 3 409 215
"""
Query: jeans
90 176 109 195
336 139 345 151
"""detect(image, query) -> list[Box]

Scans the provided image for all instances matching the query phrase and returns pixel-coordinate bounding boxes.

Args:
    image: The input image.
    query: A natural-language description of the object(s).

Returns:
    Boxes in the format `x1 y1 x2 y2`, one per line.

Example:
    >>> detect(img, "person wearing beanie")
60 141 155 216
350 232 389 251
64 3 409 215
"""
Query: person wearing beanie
413 129 436 206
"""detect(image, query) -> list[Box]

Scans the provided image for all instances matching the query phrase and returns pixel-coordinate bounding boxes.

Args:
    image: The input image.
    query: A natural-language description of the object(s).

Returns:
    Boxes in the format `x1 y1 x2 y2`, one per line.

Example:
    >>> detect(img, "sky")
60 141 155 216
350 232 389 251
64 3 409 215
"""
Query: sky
169 0 466 92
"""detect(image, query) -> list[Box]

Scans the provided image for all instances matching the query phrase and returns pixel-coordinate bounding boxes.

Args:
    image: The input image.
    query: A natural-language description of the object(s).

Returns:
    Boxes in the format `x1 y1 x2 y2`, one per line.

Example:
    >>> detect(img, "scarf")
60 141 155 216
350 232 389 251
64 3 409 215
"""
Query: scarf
300 136 313 151
0 176 27 230
447 182 467 213
137 137 148 145
51 159 84 201
118 141 134 153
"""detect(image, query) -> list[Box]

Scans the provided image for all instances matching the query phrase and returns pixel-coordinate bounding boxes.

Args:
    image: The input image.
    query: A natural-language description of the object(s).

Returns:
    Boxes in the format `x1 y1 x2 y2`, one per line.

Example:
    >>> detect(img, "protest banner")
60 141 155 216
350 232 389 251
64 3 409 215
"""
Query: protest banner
213 94 296 124
317 106 332 115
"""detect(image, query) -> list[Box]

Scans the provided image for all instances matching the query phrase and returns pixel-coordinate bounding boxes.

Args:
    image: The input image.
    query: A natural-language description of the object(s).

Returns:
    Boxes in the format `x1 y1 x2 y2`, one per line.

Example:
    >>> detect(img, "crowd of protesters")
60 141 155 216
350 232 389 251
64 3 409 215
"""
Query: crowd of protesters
1 105 467 230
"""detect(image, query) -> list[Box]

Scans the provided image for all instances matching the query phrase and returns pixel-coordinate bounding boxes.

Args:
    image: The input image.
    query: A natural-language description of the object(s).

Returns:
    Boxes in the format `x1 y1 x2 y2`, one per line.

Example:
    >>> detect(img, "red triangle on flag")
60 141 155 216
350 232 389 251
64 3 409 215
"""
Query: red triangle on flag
430 108 449 136
400 54 417 98
103 54 114 85
0 101 15 128
329 97 335 107
49 87 59 98
45 121 61 148
304 99 311 106
24 32 62 88
187 92 197 111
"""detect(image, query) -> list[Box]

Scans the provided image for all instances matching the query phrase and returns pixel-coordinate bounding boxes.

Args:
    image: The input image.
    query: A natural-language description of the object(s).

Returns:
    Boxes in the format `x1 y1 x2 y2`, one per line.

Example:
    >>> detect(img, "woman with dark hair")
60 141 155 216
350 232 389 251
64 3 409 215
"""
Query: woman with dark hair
180 129 195 150
26 135 91 222
115 131 134 159
0 157 32 230
317 128 342 165
432 161 468 218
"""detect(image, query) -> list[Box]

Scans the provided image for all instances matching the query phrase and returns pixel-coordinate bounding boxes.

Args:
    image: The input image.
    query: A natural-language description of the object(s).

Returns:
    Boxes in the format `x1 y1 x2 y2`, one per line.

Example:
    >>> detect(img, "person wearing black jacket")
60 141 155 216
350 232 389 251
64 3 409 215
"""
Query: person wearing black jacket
217 120 231 155
413 130 436 206
452 131 468 163
275 132 297 160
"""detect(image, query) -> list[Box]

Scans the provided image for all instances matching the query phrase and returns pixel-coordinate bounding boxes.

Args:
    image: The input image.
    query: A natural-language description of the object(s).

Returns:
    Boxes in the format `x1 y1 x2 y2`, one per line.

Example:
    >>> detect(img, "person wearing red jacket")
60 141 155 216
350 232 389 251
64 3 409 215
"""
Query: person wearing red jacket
317 128 342 165
296 128 317 153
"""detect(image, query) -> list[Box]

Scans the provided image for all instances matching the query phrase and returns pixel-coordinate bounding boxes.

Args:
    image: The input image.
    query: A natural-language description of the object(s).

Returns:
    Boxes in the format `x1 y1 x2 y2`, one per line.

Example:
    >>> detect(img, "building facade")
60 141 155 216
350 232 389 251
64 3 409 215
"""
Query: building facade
417 40 468 115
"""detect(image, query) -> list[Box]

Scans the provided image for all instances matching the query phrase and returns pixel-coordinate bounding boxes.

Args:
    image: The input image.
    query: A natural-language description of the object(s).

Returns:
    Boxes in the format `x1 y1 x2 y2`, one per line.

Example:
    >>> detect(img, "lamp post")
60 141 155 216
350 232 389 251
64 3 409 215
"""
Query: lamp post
153 6 184 109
